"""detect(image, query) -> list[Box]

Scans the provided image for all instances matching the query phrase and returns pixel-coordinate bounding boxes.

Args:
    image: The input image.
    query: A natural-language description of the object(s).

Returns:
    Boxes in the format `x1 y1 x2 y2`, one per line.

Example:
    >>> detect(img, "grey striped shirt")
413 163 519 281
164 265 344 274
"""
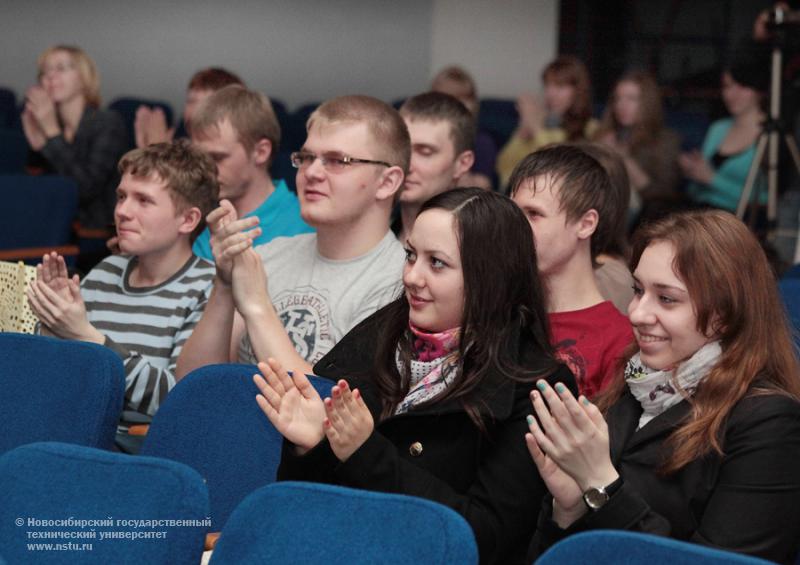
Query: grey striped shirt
81 254 214 426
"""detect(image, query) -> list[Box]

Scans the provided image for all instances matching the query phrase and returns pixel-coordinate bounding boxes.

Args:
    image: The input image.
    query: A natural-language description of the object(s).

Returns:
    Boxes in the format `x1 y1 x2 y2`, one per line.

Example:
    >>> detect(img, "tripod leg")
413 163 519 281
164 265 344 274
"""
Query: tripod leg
784 134 800 174
768 131 780 225
737 134 768 219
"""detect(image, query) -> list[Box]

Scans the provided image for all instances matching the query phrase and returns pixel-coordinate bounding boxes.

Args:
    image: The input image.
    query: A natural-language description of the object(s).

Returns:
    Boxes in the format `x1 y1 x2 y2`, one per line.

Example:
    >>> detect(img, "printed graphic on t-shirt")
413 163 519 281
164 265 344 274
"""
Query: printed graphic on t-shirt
273 287 334 364
553 338 587 386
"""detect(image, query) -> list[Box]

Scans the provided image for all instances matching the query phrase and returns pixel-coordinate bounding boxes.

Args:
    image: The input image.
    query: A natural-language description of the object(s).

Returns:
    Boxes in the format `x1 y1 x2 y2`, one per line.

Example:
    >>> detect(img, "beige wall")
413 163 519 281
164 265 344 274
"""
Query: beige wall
430 0 558 98
0 0 558 112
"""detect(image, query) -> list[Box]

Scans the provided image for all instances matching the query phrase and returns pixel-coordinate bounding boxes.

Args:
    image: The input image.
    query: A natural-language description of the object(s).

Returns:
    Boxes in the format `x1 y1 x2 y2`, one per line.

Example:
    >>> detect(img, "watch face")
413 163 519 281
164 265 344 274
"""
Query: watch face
583 487 609 510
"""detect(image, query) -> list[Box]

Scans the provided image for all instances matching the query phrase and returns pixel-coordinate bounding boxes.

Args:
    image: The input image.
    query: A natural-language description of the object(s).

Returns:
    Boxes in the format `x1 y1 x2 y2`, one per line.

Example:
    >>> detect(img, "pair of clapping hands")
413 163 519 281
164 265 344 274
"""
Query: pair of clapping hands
26 252 103 344
134 105 174 149
524 380 620 528
253 358 374 462
205 199 274 318
21 86 60 151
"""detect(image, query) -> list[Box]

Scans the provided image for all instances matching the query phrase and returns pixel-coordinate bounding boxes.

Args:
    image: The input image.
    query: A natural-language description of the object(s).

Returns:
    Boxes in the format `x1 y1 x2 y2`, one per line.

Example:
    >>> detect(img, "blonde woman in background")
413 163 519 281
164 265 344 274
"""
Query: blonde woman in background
23 45 127 231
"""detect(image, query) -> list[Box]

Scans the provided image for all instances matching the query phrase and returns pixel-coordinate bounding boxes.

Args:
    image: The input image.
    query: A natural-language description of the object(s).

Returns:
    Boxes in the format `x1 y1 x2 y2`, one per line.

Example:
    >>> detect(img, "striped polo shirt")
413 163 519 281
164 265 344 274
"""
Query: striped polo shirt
80 253 214 427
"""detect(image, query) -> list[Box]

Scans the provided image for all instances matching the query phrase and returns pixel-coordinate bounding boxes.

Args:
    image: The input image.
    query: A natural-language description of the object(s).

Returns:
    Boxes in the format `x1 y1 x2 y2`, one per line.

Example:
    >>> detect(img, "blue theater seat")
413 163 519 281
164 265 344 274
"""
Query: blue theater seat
211 481 478 564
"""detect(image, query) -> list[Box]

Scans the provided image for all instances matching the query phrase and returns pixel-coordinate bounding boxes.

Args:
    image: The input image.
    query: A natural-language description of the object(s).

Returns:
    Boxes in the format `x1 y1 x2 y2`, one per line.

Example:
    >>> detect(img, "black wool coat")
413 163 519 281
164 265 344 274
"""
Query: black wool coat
277 307 576 565
529 386 800 564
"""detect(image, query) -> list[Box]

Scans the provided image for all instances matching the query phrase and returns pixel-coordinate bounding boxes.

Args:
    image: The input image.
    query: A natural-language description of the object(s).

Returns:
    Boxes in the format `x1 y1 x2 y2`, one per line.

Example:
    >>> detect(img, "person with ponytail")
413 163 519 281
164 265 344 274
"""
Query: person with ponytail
254 187 575 564
525 209 800 564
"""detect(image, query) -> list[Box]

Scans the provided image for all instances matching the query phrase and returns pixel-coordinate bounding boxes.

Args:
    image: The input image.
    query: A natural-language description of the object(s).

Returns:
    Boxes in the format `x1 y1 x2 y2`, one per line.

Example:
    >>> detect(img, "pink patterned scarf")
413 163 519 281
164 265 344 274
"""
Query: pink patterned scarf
394 323 461 414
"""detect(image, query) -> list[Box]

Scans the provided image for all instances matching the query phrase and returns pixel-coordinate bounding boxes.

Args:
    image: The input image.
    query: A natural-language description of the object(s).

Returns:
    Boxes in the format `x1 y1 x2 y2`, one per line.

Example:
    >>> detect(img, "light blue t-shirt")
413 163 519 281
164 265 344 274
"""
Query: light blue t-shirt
192 179 314 261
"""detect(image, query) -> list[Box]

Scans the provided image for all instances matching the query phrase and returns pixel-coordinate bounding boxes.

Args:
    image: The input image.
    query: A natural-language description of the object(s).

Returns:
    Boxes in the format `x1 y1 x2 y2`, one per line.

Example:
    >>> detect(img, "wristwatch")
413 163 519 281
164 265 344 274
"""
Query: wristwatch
582 476 624 511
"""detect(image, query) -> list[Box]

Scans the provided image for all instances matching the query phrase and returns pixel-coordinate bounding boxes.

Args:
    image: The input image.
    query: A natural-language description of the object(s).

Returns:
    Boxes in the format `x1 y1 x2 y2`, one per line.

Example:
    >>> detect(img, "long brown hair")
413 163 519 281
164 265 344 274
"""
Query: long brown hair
595 70 664 147
596 210 800 473
542 56 593 141
373 188 558 429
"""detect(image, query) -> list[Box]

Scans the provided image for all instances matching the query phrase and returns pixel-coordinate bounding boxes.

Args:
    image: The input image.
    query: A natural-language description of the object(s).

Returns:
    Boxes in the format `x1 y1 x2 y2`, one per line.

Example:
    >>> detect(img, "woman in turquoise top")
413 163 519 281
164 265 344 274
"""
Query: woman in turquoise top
680 50 768 212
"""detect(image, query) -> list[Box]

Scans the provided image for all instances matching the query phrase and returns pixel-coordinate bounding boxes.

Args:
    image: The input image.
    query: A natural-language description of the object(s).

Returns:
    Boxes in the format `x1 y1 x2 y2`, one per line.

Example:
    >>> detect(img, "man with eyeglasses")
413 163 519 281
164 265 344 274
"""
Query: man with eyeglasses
178 95 407 377
394 92 476 241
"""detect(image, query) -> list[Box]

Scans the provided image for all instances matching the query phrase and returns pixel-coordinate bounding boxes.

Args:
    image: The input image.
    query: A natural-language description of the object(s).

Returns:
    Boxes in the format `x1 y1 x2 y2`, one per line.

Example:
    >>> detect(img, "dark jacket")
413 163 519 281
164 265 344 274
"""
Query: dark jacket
277 307 576 565
29 107 128 228
530 386 800 564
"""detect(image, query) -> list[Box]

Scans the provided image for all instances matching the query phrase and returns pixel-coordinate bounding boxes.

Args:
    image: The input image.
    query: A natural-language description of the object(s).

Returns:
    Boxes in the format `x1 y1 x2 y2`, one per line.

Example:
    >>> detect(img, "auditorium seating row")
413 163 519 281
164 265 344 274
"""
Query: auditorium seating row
0 332 785 564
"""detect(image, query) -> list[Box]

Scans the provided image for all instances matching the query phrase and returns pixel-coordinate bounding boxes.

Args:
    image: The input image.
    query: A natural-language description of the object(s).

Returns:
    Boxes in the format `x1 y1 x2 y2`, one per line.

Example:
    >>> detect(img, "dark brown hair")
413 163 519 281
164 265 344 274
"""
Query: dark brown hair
373 188 559 429
508 144 616 261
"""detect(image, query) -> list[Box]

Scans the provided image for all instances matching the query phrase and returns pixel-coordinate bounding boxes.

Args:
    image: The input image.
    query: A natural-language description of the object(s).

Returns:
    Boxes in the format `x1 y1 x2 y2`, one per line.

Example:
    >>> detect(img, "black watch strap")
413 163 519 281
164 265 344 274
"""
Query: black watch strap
604 476 624 497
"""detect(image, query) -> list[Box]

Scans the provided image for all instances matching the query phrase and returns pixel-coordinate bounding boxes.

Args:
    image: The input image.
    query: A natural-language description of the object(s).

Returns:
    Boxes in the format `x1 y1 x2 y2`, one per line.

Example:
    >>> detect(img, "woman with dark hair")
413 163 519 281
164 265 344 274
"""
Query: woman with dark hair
23 45 127 230
681 42 769 212
254 187 576 564
497 56 596 189
594 70 681 208
525 209 800 564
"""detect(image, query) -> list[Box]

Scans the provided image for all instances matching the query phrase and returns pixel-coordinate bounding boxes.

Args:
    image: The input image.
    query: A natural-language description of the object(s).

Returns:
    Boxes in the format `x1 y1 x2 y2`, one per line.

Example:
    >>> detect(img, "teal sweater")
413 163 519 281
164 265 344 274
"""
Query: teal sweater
686 118 765 211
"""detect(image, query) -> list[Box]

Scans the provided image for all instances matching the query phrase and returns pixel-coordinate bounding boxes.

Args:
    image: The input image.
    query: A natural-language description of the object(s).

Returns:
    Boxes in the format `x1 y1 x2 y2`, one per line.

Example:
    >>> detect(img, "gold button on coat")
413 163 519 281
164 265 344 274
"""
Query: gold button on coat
409 442 423 457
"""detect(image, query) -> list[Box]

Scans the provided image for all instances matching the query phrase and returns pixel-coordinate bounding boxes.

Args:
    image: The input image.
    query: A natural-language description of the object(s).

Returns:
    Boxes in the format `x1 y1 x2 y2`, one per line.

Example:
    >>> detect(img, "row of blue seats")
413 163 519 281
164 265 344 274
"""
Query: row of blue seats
0 332 786 564
0 446 477 564
3 442 770 564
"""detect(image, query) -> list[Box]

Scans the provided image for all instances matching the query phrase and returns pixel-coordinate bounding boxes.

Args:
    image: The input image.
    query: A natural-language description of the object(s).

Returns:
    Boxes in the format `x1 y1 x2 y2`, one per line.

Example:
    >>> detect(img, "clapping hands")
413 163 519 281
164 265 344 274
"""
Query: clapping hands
525 380 619 527
134 106 175 148
254 358 326 454
22 86 59 149
323 380 374 462
254 360 373 462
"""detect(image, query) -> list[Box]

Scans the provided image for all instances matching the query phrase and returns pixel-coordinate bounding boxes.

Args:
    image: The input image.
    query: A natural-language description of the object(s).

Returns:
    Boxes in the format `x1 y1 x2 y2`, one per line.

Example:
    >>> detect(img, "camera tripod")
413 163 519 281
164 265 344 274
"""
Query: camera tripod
736 9 800 239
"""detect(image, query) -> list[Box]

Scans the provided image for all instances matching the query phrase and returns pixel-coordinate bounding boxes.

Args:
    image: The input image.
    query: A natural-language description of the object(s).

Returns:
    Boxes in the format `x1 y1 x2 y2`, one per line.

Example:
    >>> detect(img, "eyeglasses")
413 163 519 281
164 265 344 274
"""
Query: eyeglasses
290 151 391 173
39 62 76 77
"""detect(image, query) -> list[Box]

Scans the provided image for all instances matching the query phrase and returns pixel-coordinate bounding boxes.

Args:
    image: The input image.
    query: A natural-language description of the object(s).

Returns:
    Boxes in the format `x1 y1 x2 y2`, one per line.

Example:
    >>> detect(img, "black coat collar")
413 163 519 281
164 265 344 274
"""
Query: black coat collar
313 308 553 423
608 389 693 462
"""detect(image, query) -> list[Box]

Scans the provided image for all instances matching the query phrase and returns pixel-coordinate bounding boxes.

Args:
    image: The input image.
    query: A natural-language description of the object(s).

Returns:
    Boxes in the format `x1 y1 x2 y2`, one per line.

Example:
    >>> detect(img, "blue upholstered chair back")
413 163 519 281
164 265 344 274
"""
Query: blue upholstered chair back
535 530 776 565
0 88 17 129
210 481 478 565
0 174 78 251
282 102 320 157
0 333 124 453
140 363 334 530
0 129 28 174
478 98 519 149
0 442 208 564
780 267 800 349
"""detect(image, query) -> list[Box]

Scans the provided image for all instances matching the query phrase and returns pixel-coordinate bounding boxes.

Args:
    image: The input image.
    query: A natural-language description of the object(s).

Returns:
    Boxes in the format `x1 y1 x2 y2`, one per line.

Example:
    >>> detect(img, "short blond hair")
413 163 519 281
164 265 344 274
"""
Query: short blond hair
37 45 101 108
118 140 219 241
307 95 410 173
191 85 281 167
